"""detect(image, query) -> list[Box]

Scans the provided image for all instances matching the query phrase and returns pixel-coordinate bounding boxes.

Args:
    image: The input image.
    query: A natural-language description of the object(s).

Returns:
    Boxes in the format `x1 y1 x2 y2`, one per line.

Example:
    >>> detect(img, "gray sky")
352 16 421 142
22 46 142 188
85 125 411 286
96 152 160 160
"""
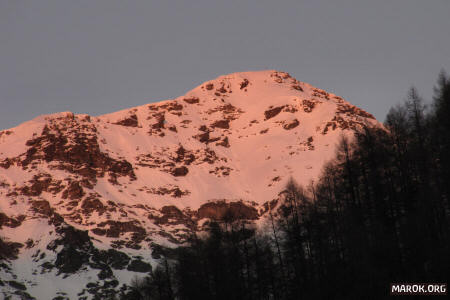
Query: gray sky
1 0 449 130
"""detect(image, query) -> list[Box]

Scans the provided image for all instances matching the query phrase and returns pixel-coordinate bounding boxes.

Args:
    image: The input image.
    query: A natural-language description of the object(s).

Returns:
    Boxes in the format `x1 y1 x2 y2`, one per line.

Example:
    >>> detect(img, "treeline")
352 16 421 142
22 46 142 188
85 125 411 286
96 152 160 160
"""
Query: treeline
121 71 450 300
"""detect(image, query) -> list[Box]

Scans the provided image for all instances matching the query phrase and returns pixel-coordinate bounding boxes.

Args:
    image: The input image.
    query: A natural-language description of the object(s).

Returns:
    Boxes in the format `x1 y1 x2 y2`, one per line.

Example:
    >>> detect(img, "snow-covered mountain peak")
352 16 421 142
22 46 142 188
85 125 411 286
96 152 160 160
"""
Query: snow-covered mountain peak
0 70 379 299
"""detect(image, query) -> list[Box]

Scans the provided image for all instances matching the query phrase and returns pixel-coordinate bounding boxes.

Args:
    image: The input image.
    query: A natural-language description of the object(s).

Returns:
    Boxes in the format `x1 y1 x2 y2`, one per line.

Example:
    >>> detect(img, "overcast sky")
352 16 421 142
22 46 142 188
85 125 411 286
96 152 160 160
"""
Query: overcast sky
1 0 449 130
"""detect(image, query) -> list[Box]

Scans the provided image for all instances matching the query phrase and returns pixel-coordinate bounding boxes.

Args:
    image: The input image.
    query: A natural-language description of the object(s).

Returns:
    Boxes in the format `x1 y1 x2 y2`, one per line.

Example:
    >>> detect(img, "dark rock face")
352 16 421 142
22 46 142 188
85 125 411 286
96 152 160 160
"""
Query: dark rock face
159 102 183 112
61 181 84 200
171 166 189 177
194 131 211 143
81 196 106 215
44 224 141 279
175 145 195 165
0 213 24 229
209 165 232 177
337 102 375 119
0 238 23 260
216 136 230 148
240 79 249 90
53 226 92 250
302 99 316 113
136 145 223 177
29 200 64 228
150 112 166 132
97 267 113 280
217 85 227 94
113 114 139 127
0 129 13 138
264 106 284 120
55 246 87 274
148 101 183 128
321 103 374 135
210 119 230 129
197 201 258 221
49 226 93 274
31 200 53 217
292 84 303 91
193 130 220 145
91 249 130 270
19 174 51 196
183 97 200 104
312 88 330 100
7 280 26 291
271 71 292 83
18 173 64 197
206 104 244 121
127 259 152 273
95 220 145 238
0 157 12 169
160 205 183 218
15 116 135 184
150 205 193 227
283 119 299 130
164 187 188 197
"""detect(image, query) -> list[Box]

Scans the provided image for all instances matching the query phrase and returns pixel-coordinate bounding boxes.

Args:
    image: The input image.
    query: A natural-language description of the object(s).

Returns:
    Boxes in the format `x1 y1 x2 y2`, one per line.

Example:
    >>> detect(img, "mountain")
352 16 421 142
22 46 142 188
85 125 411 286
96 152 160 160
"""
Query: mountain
0 70 380 299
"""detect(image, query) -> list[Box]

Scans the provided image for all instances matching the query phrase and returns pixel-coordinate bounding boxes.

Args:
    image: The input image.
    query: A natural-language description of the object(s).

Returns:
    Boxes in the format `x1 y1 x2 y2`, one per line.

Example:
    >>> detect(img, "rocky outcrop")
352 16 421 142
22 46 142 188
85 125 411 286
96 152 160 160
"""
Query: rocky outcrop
0 213 24 229
206 104 244 120
81 195 106 216
13 116 136 184
302 99 316 113
93 220 145 238
18 173 63 196
113 114 139 127
264 106 284 120
171 166 189 177
146 185 190 198
270 71 292 83
127 259 152 273
0 238 23 260
45 226 93 274
61 181 84 200
292 84 303 91
216 136 230 148
337 102 375 119
197 201 258 221
240 79 249 89
183 97 200 104
283 119 299 130
210 119 230 129
91 249 130 270
149 206 194 228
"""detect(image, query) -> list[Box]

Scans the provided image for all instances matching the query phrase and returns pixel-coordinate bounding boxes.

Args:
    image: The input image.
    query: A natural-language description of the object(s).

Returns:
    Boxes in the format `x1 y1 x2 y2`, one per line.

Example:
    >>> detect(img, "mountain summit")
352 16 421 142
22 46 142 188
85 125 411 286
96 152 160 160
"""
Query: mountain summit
0 70 379 299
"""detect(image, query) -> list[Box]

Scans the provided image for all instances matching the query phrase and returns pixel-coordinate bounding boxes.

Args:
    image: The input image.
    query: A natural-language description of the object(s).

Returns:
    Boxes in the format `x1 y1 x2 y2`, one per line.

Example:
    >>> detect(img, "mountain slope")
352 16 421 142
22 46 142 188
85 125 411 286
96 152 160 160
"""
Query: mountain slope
0 70 379 299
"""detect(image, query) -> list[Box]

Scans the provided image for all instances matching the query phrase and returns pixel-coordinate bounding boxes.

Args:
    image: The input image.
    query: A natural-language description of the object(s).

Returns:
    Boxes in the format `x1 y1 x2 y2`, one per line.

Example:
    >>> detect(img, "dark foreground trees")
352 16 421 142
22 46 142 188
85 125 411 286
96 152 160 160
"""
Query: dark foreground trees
121 71 450 300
